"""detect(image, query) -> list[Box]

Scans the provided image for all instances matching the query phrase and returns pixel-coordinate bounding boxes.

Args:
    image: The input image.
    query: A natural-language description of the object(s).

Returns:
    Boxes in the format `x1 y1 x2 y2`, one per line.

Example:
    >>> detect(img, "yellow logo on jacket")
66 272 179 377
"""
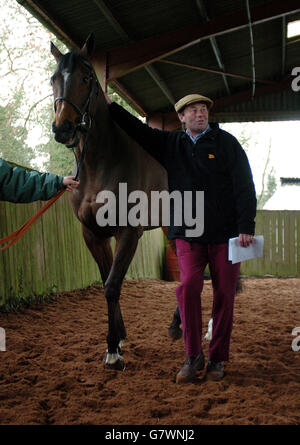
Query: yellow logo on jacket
208 154 215 159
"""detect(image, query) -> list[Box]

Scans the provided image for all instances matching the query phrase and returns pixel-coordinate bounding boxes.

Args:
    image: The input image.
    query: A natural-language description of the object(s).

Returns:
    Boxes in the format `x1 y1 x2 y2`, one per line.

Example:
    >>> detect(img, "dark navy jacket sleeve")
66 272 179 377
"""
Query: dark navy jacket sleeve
109 102 170 168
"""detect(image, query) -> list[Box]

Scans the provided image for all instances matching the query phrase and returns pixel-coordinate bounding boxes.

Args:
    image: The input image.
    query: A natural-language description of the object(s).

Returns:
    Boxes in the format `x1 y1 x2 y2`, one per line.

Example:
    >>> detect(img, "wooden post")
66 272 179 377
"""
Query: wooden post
92 50 108 92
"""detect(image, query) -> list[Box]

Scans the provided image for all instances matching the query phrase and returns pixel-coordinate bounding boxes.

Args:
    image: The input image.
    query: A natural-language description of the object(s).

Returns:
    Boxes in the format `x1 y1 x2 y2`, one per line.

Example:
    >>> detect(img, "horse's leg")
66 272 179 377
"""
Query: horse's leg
82 226 126 351
82 226 113 283
104 227 141 371
168 306 182 340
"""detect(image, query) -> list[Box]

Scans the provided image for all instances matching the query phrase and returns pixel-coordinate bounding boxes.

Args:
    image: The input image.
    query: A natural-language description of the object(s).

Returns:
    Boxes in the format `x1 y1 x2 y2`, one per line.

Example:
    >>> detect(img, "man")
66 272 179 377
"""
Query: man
107 93 257 383
0 158 79 202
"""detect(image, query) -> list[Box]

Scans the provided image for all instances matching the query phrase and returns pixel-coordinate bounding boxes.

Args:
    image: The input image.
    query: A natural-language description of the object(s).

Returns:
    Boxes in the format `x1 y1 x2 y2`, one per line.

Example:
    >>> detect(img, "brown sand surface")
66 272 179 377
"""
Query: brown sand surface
0 277 299 425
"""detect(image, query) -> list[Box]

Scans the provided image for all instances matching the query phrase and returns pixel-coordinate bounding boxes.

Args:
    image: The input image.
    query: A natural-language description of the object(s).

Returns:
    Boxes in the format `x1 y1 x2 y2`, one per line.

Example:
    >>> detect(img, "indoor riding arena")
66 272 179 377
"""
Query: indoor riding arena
0 276 299 425
1 0 300 427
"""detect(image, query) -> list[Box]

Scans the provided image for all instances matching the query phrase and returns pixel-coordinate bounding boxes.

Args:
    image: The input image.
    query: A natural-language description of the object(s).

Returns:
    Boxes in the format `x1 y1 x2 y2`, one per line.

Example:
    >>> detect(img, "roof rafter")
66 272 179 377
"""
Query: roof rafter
212 74 291 111
246 0 256 97
159 59 277 86
92 0 175 106
110 80 148 117
148 74 293 127
196 0 230 94
17 0 77 48
282 16 286 75
103 0 300 80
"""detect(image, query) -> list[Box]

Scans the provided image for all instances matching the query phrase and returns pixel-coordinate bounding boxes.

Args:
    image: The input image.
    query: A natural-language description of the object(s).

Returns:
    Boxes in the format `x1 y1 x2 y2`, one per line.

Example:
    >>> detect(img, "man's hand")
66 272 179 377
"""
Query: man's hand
238 233 254 247
62 176 80 191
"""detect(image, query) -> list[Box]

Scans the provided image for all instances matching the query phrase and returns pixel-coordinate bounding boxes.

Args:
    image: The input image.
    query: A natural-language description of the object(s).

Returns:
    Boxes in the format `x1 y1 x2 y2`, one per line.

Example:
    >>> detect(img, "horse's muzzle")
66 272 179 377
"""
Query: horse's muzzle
52 120 76 144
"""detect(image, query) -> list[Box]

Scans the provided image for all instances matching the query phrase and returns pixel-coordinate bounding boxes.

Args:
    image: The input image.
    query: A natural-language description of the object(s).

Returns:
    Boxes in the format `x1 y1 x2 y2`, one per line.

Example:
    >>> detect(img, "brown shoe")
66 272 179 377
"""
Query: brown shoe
176 351 205 384
205 360 224 381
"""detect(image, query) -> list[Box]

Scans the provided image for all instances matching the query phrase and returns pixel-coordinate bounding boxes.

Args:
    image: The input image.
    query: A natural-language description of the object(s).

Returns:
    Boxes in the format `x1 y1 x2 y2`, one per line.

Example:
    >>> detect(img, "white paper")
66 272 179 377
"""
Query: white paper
228 235 264 264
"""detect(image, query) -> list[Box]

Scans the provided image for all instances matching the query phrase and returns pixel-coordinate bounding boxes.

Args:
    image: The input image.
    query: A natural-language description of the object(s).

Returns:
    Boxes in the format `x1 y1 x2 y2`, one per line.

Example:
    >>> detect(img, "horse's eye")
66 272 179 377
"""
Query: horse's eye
82 76 89 84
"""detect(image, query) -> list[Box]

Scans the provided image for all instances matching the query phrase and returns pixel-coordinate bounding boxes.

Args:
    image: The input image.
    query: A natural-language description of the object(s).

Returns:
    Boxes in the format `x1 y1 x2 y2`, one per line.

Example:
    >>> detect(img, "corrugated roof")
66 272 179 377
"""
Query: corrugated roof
17 0 300 122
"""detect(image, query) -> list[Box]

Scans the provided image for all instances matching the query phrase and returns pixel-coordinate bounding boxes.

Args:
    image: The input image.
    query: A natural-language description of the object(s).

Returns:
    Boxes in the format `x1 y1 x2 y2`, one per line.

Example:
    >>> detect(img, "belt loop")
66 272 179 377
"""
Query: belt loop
189 241 193 251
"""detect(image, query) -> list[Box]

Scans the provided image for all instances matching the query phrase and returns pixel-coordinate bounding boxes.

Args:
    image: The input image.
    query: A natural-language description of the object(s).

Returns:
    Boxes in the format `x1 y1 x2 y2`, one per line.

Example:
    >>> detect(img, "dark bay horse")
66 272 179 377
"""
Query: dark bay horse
50 34 168 370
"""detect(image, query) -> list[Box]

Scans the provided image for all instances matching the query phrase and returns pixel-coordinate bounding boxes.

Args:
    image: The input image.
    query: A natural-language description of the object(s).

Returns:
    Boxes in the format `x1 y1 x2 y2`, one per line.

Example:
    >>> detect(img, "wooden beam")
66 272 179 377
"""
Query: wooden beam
106 0 300 80
92 0 175 106
212 75 292 112
109 80 149 117
92 0 130 42
17 0 78 49
147 75 293 128
159 59 277 86
212 110 300 122
92 52 148 116
282 16 287 76
144 65 175 105
246 0 256 97
196 0 231 94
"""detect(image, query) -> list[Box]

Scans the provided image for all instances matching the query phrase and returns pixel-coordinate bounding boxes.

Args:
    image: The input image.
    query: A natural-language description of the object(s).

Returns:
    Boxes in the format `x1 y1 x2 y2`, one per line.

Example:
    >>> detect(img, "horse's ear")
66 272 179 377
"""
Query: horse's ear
81 33 95 58
50 42 63 62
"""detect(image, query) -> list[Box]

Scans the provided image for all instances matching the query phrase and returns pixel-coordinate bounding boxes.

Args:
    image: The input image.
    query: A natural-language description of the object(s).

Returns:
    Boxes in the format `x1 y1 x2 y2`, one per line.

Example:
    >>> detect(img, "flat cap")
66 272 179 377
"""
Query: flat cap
174 94 214 113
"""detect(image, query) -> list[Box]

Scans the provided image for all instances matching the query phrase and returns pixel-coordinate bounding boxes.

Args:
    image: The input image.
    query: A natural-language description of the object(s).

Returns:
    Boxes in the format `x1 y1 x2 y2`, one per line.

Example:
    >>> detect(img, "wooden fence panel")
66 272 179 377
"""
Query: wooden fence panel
241 210 300 277
0 194 165 306
1 196 299 307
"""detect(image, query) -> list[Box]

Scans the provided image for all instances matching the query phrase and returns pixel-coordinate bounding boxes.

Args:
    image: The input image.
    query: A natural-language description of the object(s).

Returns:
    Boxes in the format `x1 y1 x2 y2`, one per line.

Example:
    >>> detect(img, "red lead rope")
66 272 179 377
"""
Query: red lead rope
0 188 66 251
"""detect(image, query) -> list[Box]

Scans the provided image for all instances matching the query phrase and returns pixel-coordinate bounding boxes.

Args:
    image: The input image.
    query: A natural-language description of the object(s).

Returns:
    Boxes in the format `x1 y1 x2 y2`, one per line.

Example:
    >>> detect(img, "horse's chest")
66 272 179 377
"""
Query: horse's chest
77 199 93 222
70 192 96 225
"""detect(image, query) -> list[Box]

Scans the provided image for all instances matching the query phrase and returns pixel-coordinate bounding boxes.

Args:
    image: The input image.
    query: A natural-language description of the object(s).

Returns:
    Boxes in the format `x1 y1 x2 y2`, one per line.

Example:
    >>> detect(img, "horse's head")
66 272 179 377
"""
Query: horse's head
50 33 98 147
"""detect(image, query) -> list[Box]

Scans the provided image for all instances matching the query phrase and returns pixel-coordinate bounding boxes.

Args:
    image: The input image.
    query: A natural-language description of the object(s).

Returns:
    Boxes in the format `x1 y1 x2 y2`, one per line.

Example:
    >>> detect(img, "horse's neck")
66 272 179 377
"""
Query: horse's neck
78 98 115 170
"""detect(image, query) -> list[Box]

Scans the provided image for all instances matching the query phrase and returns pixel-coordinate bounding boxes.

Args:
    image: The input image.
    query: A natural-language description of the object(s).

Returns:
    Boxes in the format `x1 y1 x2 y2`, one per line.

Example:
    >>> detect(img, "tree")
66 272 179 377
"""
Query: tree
256 139 277 209
258 167 277 209
0 0 70 172
0 91 35 167
222 123 277 209
0 0 143 176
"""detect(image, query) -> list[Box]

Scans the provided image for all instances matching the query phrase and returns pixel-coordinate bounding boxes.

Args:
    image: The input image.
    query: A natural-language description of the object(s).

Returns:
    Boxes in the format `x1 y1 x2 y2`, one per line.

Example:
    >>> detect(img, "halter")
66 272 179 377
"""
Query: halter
53 68 99 180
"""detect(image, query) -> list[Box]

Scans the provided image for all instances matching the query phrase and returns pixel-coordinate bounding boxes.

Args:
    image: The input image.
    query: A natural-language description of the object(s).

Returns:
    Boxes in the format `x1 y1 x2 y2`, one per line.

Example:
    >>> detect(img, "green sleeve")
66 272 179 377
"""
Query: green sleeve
0 159 64 203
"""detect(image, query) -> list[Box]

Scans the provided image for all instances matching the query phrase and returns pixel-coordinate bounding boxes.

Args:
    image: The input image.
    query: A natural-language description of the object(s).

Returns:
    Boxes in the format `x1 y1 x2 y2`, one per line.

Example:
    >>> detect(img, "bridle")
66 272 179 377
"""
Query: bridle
53 63 99 180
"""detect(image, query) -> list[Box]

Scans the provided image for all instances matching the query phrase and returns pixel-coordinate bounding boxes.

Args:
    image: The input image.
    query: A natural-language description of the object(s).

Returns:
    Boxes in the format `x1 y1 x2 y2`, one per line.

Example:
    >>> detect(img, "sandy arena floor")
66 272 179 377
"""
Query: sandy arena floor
0 277 299 425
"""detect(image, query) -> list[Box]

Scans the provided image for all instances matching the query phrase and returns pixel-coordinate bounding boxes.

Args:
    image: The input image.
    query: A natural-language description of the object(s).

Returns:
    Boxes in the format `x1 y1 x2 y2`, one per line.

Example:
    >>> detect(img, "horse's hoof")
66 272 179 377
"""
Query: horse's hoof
102 340 125 362
168 326 182 341
103 352 125 371
104 358 125 371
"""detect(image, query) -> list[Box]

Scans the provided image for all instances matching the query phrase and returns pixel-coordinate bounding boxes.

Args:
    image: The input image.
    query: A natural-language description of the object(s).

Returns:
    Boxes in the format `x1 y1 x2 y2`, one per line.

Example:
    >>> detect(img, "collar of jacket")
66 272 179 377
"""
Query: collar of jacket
181 122 219 142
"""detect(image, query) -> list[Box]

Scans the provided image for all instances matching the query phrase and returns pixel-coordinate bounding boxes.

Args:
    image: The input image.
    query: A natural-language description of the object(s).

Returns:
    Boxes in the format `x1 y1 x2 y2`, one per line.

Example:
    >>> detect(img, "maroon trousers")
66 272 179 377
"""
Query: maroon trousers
175 239 240 362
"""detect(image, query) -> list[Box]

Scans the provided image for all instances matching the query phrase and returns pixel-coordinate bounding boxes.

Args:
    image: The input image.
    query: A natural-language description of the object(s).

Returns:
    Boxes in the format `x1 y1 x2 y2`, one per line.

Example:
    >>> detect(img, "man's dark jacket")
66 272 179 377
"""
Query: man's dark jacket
109 102 257 244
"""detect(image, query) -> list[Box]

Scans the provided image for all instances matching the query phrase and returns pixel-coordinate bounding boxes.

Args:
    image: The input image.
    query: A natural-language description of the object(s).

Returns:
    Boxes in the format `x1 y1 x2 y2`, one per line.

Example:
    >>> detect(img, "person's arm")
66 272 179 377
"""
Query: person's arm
108 102 170 167
226 135 257 244
0 159 78 203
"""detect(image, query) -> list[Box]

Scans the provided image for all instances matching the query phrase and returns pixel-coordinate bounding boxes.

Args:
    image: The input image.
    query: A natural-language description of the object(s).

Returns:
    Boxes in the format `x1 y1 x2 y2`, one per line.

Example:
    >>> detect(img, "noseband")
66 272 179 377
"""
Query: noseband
53 67 99 180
